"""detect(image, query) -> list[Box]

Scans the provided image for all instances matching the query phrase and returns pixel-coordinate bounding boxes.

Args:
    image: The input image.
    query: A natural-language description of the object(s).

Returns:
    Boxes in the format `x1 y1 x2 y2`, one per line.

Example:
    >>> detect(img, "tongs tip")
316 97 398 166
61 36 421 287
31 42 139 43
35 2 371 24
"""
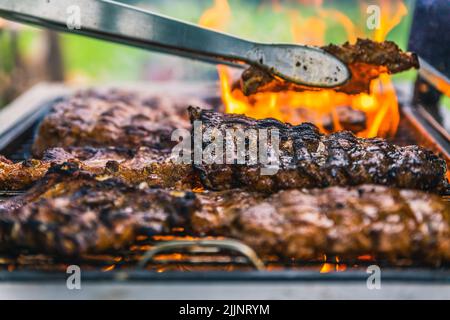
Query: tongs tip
247 44 350 88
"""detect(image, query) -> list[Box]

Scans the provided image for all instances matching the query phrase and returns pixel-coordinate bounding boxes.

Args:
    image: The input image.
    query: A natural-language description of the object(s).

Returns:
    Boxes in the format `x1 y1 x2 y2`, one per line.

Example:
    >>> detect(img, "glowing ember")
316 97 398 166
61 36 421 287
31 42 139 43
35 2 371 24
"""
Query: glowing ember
130 244 152 252
320 263 334 273
192 187 205 193
199 0 408 138
153 253 184 261
335 256 347 272
320 255 347 273
358 254 375 261
102 264 115 272
319 255 333 273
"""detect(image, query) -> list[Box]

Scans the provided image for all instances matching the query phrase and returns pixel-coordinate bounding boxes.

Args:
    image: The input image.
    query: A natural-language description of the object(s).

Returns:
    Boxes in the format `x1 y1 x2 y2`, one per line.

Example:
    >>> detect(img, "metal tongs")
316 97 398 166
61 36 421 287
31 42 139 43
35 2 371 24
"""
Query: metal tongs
0 0 350 88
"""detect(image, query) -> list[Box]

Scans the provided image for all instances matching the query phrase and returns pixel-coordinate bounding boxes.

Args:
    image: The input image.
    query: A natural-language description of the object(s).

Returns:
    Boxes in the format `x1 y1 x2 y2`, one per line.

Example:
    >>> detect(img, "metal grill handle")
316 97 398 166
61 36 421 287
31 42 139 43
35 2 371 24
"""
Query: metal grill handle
137 239 265 271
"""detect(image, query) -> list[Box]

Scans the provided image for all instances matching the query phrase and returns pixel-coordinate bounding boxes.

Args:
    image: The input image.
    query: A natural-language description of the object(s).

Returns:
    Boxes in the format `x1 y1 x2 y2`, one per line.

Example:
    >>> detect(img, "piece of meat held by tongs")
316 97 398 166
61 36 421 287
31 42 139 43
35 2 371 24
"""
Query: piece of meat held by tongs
0 0 350 89
240 39 420 95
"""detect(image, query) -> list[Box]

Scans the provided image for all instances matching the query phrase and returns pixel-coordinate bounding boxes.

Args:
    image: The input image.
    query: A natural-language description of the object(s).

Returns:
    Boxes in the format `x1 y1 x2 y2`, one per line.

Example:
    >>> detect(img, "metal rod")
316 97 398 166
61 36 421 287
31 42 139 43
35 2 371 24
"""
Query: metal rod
0 0 349 88
138 239 265 271
418 57 450 98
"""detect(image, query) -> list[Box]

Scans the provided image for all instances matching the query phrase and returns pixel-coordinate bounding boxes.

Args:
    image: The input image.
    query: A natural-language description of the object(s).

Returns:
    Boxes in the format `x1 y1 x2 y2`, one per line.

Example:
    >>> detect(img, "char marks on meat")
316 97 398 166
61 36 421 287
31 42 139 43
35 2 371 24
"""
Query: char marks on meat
189 107 448 193
32 89 208 157
1 86 450 265
1 165 449 263
193 185 450 263
241 38 420 95
0 147 195 191
0 164 199 255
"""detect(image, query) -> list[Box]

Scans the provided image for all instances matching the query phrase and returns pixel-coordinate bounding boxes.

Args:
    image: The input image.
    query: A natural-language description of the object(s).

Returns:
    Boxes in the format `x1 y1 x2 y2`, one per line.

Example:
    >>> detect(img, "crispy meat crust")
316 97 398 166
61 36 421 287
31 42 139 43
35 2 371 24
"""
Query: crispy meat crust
241 38 420 95
0 164 199 255
32 89 208 157
189 107 448 193
0 147 196 191
3 105 448 194
0 156 50 191
1 166 448 263
193 186 450 263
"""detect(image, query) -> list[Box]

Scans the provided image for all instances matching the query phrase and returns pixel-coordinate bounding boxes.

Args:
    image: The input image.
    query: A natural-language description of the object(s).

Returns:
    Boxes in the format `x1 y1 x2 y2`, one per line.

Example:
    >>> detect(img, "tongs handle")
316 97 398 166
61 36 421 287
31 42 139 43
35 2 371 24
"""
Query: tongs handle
0 0 349 87
0 0 252 68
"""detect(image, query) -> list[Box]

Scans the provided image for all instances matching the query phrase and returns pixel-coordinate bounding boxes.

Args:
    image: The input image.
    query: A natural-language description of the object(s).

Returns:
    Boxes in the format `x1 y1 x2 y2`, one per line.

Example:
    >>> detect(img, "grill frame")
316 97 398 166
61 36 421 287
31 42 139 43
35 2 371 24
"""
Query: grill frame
2 268 450 283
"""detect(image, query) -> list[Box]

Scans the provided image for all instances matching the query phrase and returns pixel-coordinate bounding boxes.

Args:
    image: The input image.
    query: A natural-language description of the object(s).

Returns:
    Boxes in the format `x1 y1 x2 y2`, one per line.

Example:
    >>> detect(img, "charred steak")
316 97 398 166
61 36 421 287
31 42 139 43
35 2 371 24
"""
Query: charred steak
32 89 208 157
0 164 199 256
189 107 448 193
3 106 448 193
0 146 195 190
1 166 448 263
193 185 450 263
241 38 420 95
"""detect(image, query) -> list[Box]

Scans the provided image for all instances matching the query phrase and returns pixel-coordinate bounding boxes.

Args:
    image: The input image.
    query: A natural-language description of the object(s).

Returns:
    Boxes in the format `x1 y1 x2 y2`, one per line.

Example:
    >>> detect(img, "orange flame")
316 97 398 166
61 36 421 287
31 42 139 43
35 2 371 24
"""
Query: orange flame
199 0 407 138
358 254 375 261
320 262 334 273
373 0 408 42
102 264 115 272
319 254 334 273
320 255 347 273
198 0 231 31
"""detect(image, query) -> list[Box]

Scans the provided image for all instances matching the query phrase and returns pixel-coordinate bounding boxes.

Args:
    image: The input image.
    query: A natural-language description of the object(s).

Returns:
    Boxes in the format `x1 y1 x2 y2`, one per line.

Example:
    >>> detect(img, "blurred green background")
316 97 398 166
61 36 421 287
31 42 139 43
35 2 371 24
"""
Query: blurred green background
0 0 417 108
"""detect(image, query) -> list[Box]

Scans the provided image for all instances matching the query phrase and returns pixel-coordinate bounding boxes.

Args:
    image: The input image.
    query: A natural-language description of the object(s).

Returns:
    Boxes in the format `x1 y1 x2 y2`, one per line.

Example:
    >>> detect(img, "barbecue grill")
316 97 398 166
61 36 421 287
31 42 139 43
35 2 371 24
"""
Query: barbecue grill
0 81 449 299
0 0 450 299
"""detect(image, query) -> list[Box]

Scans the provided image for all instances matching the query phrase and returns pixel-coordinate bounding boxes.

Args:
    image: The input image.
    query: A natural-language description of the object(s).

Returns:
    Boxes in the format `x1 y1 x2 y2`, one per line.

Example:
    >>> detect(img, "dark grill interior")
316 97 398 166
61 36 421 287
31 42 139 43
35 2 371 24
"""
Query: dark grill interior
3 234 448 275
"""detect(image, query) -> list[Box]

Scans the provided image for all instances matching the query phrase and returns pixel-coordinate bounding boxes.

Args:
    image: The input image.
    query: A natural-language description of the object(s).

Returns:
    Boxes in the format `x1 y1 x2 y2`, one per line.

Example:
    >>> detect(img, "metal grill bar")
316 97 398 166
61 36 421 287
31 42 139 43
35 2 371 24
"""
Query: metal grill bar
137 239 265 270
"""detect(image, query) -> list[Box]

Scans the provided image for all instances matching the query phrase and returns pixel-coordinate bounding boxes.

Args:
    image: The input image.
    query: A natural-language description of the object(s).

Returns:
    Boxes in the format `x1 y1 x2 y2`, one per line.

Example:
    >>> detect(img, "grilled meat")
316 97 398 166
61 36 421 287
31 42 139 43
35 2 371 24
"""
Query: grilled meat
0 163 199 255
193 185 450 263
4 105 448 194
0 147 196 190
189 107 448 193
2 166 448 263
0 156 49 191
241 38 420 95
32 89 209 157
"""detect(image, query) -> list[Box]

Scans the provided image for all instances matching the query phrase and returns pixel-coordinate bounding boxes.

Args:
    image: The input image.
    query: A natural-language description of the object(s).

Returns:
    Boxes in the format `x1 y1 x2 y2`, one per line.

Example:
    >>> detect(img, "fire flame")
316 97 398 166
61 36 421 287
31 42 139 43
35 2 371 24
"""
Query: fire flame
198 0 231 31
319 255 347 273
199 0 408 138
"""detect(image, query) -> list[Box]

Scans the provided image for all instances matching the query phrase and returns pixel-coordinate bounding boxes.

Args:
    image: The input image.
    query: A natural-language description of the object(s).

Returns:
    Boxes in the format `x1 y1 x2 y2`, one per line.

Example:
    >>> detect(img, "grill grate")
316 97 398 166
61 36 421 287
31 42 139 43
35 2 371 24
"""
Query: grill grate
0 88 450 281
1 234 448 275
